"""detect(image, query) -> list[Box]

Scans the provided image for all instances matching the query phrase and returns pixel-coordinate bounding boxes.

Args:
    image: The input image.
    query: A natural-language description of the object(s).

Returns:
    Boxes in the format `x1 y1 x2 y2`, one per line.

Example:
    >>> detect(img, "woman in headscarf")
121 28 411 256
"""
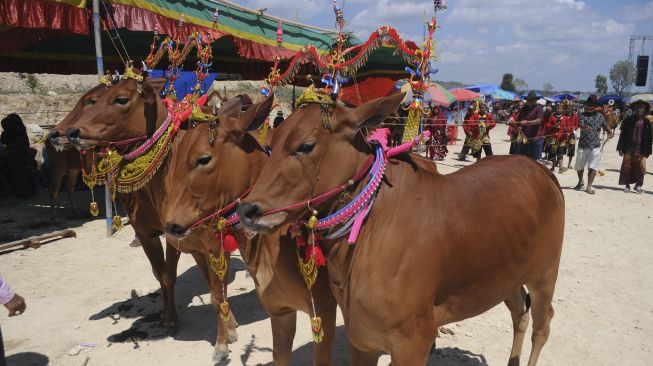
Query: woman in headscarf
617 100 652 194
0 113 36 198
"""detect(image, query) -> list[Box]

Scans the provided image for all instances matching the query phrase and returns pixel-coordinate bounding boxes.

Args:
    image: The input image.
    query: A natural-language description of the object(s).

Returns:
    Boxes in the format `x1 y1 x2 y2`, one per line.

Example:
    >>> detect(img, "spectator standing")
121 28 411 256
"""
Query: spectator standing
617 100 652 193
573 95 614 194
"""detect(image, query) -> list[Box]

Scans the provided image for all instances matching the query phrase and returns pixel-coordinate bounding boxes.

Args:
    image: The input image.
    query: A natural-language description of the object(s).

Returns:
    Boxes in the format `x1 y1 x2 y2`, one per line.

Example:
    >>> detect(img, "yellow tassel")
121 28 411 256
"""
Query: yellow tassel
209 251 228 280
310 316 324 343
219 301 230 322
402 107 422 143
89 202 99 217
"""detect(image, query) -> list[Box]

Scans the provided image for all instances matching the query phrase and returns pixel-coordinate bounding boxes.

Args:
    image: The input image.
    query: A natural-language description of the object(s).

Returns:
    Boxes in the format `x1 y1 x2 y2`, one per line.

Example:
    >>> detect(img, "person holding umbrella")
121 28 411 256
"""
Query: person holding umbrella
617 100 652 193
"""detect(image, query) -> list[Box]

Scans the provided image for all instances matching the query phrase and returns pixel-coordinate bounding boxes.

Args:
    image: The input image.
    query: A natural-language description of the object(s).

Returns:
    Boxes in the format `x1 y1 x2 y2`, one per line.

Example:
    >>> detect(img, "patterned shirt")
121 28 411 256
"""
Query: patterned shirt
578 112 607 149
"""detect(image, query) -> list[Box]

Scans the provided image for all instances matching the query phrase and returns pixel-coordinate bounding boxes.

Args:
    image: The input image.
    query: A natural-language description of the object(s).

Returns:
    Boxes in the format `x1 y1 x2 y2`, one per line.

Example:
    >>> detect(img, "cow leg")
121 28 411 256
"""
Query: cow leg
65 169 81 216
190 252 211 285
207 252 236 362
312 294 337 366
138 235 175 331
162 242 181 335
190 252 238 341
348 345 379 366
505 286 531 366
388 327 435 366
525 279 556 366
48 168 65 221
270 310 297 366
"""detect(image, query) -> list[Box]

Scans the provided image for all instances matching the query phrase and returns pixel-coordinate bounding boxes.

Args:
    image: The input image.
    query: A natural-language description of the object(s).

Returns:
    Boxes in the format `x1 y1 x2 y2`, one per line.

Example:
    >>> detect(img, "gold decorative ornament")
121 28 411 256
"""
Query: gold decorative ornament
89 202 99 217
219 301 231 322
311 316 324 343
209 251 228 280
112 215 123 230
297 252 318 289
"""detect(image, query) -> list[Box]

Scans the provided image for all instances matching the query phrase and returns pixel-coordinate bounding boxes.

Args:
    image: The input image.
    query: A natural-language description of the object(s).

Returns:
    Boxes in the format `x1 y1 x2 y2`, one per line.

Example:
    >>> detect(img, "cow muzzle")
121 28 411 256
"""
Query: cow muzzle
237 202 287 234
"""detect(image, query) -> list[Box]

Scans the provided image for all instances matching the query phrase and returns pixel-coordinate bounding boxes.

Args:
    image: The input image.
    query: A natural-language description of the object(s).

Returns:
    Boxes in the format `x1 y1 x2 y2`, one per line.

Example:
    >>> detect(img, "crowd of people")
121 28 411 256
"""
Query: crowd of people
416 92 653 194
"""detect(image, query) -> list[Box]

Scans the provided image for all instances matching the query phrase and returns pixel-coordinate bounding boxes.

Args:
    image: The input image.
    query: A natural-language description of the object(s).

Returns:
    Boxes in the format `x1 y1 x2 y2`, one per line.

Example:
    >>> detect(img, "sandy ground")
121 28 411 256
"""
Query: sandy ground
1 124 652 366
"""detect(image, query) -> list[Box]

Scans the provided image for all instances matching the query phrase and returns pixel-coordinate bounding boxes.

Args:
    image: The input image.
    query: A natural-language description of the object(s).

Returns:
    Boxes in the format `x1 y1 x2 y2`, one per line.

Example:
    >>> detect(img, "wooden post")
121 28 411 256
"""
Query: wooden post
92 0 113 237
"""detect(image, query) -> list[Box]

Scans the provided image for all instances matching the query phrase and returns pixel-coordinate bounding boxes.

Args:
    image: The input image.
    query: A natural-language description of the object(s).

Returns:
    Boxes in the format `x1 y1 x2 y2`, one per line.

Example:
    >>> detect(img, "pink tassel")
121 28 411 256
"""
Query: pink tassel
223 233 239 253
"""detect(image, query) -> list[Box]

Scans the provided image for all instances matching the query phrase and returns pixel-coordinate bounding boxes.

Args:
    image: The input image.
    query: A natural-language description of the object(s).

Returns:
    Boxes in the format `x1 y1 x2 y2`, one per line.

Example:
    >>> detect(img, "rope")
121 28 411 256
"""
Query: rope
100 0 131 64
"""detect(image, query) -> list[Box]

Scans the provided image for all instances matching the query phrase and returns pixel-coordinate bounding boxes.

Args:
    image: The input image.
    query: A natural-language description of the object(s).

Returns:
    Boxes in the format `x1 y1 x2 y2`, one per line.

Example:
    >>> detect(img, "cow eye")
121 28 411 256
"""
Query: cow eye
84 98 96 106
113 96 130 105
296 142 316 155
196 155 212 166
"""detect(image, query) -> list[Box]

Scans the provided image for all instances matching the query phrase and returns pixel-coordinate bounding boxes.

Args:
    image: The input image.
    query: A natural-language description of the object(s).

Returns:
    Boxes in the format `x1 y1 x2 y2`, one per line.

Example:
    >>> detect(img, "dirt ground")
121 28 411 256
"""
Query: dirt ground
1 124 651 366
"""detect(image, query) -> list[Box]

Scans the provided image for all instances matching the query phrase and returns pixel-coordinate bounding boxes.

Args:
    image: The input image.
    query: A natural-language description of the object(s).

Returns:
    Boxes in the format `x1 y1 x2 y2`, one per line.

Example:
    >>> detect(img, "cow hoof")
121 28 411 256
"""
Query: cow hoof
212 349 229 363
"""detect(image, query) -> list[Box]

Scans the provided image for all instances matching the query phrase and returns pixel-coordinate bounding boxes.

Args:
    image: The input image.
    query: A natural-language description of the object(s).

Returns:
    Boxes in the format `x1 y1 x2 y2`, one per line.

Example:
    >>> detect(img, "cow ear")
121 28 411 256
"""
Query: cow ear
147 78 167 94
218 96 243 118
241 94 274 132
341 93 405 131
224 94 274 140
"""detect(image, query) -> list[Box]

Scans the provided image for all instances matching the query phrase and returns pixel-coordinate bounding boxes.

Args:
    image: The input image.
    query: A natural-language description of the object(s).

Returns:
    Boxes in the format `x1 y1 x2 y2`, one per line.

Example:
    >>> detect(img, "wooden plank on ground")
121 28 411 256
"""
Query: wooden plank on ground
0 229 76 253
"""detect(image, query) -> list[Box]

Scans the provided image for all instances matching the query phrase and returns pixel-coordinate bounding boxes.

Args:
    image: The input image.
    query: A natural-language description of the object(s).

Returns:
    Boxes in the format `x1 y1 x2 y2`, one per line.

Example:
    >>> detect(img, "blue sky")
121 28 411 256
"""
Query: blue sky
234 0 653 92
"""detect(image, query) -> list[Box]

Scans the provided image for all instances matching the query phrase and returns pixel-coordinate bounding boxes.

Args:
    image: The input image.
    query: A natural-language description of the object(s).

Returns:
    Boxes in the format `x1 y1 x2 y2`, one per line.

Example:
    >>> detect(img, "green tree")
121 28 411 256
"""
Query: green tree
595 74 608 95
500 73 516 92
542 83 554 96
609 60 635 96
514 78 528 94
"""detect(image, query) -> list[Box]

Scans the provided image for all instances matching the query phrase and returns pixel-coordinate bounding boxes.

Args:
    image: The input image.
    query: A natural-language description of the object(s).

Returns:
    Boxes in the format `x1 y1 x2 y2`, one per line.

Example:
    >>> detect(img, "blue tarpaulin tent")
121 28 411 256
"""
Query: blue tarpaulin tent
149 70 219 98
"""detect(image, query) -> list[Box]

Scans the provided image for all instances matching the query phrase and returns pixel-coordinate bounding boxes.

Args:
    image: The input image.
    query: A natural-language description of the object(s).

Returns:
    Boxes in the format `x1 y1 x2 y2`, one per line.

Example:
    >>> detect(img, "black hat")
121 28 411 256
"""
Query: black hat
630 99 651 114
525 91 539 100
584 94 599 108
276 110 284 117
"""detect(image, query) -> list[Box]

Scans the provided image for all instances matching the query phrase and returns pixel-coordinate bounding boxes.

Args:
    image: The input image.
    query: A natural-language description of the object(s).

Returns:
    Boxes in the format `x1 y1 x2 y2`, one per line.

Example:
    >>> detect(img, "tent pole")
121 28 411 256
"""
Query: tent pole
93 0 113 238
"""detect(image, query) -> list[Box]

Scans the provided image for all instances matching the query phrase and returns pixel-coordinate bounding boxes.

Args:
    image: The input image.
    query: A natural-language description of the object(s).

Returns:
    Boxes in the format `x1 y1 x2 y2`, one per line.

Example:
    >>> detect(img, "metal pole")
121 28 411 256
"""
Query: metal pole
93 0 113 237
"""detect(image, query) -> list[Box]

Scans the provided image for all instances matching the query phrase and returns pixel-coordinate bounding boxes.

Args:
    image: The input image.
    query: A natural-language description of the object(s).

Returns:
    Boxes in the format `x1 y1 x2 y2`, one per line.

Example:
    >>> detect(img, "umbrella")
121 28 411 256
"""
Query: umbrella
598 95 626 106
551 93 578 102
425 83 456 106
488 89 518 101
628 93 653 103
450 88 480 102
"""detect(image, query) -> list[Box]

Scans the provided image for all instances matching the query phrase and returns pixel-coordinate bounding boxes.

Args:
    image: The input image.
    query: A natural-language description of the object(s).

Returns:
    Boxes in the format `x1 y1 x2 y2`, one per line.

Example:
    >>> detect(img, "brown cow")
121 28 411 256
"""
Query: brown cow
47 84 108 218
161 95 338 365
49 78 239 362
238 92 565 365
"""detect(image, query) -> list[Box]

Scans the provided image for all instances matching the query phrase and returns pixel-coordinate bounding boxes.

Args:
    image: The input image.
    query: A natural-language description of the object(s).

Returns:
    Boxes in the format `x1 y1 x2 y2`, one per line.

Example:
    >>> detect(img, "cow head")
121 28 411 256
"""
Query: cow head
48 84 111 149
64 77 167 150
163 95 274 238
238 91 404 233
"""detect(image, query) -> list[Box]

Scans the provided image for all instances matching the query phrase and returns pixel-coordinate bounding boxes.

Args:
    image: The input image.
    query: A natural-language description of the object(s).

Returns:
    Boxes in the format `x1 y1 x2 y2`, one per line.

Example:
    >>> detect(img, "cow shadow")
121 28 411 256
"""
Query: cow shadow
0 187 109 246
254 326 488 366
5 351 49 366
88 259 269 346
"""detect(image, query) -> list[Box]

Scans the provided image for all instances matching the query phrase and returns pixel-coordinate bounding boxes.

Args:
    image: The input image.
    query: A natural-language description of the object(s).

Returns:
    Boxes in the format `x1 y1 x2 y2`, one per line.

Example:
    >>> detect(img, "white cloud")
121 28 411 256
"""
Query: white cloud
556 0 585 11
244 0 329 22
348 0 430 42
621 1 653 22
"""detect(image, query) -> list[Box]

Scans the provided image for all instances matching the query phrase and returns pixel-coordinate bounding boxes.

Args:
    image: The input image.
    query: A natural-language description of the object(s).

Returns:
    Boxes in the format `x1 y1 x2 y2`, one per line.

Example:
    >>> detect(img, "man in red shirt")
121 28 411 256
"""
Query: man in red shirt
465 101 496 162
545 103 573 173
563 100 579 169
